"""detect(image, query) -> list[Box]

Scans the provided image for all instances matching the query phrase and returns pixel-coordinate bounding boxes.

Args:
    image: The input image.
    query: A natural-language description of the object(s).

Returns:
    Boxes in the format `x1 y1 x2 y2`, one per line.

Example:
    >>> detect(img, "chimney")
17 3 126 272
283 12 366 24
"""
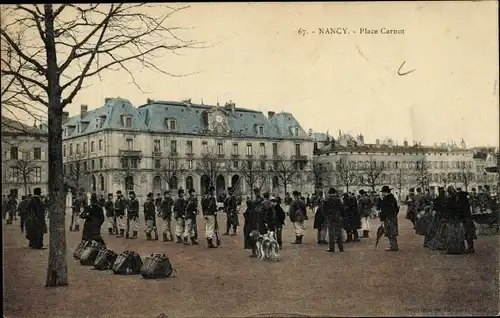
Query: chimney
268 111 275 118
357 134 364 146
375 139 380 147
105 97 112 103
80 104 88 118
62 111 69 124
403 139 409 148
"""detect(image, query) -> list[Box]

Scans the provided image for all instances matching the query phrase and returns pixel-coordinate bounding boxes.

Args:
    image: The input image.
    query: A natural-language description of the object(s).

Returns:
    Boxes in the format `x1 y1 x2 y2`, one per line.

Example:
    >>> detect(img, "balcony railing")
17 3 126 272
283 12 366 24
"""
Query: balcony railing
231 154 240 158
119 150 142 157
186 152 195 157
152 150 162 157
292 154 308 161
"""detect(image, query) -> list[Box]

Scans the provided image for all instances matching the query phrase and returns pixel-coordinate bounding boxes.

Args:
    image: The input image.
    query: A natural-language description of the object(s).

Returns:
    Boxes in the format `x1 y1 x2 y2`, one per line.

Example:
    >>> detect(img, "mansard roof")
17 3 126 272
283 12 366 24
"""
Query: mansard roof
60 98 311 140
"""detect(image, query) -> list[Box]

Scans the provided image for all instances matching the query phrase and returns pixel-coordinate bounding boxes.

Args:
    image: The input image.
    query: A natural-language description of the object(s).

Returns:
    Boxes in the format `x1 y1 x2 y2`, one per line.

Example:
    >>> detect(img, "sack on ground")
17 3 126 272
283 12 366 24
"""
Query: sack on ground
446 221 466 254
112 251 143 275
80 241 106 266
73 240 90 260
140 253 174 279
93 249 118 270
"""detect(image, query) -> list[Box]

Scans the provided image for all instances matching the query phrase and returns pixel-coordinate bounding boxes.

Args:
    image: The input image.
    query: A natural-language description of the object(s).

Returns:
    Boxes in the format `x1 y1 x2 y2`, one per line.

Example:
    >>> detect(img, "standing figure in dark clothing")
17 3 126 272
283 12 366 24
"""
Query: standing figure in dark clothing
224 187 239 235
183 188 199 245
80 193 106 246
378 186 400 251
264 194 277 233
144 192 158 241
358 190 373 238
25 188 47 249
457 189 476 253
342 193 361 243
323 188 344 252
313 192 328 245
243 197 253 249
159 190 174 242
271 196 285 249
425 187 446 249
114 190 127 237
104 193 116 235
202 186 218 248
18 195 29 233
444 186 466 254
71 195 82 231
289 191 307 244
405 188 417 229
98 194 106 208
6 194 18 224
2 195 7 219
248 188 265 257
126 191 140 239
174 188 187 243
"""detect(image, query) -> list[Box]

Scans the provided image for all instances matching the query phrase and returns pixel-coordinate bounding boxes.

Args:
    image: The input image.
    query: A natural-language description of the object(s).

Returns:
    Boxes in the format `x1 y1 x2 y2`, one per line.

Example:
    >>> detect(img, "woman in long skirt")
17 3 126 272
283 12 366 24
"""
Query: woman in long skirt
426 187 447 250
444 187 466 254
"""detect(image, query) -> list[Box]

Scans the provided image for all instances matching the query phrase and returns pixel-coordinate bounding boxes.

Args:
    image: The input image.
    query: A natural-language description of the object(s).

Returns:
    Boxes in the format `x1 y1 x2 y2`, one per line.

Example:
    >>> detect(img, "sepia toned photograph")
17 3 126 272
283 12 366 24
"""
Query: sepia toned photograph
1 2 499 317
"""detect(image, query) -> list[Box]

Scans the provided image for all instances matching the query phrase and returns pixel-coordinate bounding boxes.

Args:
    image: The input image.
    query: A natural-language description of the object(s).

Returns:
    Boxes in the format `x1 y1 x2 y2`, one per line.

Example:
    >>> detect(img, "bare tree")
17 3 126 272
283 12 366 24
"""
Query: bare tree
415 159 431 190
394 167 408 201
334 156 358 193
159 157 186 190
1 4 202 286
239 159 269 199
195 149 229 194
112 156 142 193
272 155 300 198
459 164 474 191
64 157 91 195
309 161 331 193
360 157 385 192
7 150 39 195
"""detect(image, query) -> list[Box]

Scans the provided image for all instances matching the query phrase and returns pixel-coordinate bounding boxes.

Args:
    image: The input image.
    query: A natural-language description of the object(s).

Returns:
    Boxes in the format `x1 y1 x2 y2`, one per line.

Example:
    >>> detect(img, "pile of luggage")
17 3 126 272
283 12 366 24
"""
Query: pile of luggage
73 240 175 279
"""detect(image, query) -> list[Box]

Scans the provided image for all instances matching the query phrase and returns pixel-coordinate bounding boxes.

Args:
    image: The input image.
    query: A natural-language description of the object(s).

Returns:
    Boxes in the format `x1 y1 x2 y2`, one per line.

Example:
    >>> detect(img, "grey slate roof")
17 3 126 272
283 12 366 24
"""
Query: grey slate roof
59 98 310 140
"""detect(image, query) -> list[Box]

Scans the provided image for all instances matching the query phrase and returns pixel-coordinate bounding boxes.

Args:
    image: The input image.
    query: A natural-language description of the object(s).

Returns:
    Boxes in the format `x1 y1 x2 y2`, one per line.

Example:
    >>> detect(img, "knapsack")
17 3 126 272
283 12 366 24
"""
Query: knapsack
93 249 118 270
73 240 90 260
80 241 106 266
112 251 143 275
140 253 175 279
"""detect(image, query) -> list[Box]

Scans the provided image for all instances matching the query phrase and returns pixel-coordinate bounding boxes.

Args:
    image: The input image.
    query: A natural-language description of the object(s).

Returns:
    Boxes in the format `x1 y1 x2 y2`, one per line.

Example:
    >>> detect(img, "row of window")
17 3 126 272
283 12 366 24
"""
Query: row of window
64 139 104 157
334 159 476 171
8 147 43 161
8 167 42 183
153 159 307 171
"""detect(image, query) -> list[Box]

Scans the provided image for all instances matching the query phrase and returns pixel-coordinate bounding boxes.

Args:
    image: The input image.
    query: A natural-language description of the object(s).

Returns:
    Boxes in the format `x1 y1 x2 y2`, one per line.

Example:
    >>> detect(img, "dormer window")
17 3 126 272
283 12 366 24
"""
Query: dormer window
259 126 264 135
99 115 106 128
170 119 176 130
121 115 132 128
294 127 299 136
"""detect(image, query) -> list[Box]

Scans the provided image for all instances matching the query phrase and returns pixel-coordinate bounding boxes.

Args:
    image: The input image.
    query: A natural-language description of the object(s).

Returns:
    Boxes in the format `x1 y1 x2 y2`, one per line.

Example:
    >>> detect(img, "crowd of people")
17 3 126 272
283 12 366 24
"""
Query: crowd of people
3 183 498 257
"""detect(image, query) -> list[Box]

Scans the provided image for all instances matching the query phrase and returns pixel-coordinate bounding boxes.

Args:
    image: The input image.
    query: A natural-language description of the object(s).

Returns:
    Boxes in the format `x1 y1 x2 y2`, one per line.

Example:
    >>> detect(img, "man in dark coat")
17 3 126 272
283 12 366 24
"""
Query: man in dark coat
358 190 373 238
457 189 476 253
313 192 328 245
143 192 157 241
224 187 239 235
114 190 127 237
378 185 400 251
426 187 447 249
159 190 174 242
183 188 199 245
80 193 106 246
25 188 47 249
270 196 286 249
104 193 116 235
71 194 82 231
6 194 17 224
174 188 187 243
404 188 417 229
264 193 277 234
243 197 253 249
247 188 265 257
323 188 344 252
126 191 140 239
290 190 307 244
18 195 30 233
342 193 361 242
98 194 106 208
202 186 218 248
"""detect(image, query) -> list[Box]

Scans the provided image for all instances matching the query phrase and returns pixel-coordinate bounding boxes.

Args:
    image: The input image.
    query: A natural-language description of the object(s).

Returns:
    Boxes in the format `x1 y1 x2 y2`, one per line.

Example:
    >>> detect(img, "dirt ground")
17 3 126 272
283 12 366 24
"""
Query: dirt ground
3 207 499 317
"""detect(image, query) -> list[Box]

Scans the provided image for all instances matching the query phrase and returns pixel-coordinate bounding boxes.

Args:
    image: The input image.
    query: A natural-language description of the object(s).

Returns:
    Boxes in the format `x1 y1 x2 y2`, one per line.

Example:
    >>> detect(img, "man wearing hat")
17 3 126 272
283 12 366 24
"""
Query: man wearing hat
270 195 286 249
126 191 140 239
358 190 372 238
143 192 158 240
80 193 106 246
25 187 47 249
323 188 344 252
5 192 18 225
289 190 307 244
114 190 127 237
173 188 187 243
159 190 174 241
224 187 239 236
104 193 115 235
202 185 218 248
18 195 30 233
379 185 400 251
404 188 417 229
247 188 266 257
183 188 199 245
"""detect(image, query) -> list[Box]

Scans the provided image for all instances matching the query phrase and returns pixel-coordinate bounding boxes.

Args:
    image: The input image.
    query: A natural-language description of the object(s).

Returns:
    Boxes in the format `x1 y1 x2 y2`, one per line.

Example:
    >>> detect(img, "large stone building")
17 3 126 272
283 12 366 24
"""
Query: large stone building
313 132 498 198
58 98 313 201
1 117 49 197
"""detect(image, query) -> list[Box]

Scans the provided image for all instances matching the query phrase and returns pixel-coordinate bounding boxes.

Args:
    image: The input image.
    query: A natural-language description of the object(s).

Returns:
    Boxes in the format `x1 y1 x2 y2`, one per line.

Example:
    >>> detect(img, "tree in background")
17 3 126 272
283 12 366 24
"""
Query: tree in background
414 159 431 190
360 157 385 192
239 159 269 199
335 156 358 193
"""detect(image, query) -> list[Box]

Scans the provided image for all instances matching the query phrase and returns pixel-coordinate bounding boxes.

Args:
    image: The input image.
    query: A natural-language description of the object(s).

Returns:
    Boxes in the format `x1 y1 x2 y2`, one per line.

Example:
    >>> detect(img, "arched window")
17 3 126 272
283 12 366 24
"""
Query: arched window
387 161 392 170
100 174 105 192
153 176 162 191
91 175 96 192
125 176 134 191
185 176 194 191
170 175 178 189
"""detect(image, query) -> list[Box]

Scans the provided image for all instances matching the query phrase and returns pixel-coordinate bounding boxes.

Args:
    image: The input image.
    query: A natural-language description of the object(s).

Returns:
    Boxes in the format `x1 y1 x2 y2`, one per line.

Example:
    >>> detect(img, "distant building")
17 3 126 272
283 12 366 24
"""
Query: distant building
313 132 498 197
1 117 49 197
55 98 314 201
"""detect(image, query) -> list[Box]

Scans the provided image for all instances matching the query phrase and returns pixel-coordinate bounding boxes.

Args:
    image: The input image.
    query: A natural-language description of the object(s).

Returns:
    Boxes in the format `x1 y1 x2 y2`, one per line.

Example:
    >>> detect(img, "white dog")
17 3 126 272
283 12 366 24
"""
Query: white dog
250 230 280 262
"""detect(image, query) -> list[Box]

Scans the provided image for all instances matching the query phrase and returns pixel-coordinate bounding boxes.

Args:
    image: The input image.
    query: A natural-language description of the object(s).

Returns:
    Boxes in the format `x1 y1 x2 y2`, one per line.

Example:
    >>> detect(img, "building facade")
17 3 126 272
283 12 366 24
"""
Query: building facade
1 117 49 197
313 133 498 198
58 98 314 201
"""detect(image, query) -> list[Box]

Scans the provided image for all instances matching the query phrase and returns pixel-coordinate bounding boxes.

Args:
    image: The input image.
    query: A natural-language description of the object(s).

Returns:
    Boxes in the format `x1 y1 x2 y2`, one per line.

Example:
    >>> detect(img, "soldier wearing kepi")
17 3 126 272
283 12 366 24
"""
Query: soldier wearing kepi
114 190 127 237
224 187 239 235
323 188 345 252
104 193 116 235
203 186 218 248
289 190 307 244
159 190 174 242
127 191 140 239
144 192 157 241
174 188 187 243
184 188 199 245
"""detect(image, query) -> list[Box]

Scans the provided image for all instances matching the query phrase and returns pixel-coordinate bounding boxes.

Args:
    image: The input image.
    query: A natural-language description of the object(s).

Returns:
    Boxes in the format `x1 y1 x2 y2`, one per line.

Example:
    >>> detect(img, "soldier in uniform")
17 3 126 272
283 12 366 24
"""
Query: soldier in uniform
70 194 81 231
127 191 140 239
358 190 372 238
114 190 127 237
270 196 286 249
144 192 158 241
18 195 29 233
159 190 174 241
379 186 400 251
25 188 47 249
6 194 17 225
98 194 106 208
155 193 162 210
203 186 218 248
313 192 328 245
183 188 199 245
104 193 116 235
323 188 344 252
224 187 239 235
289 190 307 244
174 188 187 243
284 192 292 216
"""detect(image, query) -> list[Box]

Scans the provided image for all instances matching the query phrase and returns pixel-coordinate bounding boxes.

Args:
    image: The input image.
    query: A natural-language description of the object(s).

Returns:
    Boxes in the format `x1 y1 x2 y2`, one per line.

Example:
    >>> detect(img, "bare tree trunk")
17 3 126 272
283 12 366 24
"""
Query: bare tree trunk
44 4 68 287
